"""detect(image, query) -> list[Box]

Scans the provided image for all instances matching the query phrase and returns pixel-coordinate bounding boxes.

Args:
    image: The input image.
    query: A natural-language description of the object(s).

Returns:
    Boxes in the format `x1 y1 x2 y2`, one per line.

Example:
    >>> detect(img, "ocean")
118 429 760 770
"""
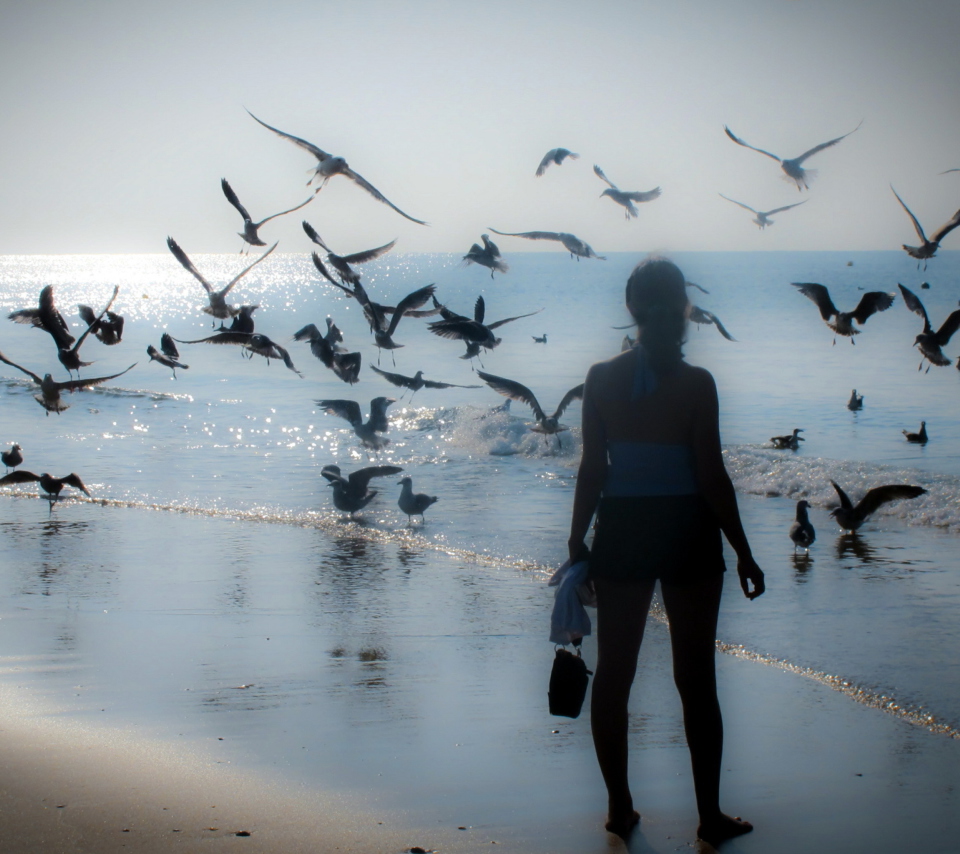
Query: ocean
1 249 958 825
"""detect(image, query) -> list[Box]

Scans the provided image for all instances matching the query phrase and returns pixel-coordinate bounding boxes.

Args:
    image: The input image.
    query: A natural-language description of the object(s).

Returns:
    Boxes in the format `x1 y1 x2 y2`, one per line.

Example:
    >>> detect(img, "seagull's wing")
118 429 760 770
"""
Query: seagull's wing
623 187 662 202
792 282 838 321
320 465 347 485
370 365 412 388
474 295 485 324
174 332 252 346
221 178 253 223
690 306 737 341
77 304 98 327
302 221 331 251
685 281 710 294
72 285 120 352
0 470 41 486
292 323 322 343
487 307 544 330
0 350 43 384
422 378 482 389
933 309 960 346
850 291 895 325
488 228 562 243
855 484 926 518
723 126 781 162
719 194 758 214
764 200 808 216
385 284 436 337
59 473 90 495
349 465 405 491
341 167 428 225
246 110 333 162
272 341 303 376
332 352 361 384
428 319 483 342
160 333 179 358
340 239 397 265
481 234 500 257
897 284 933 333
368 397 395 432
311 252 353 294
536 149 561 176
256 194 315 227
58 363 137 392
593 164 618 190
316 399 363 429
830 480 853 512
167 237 213 294
219 242 277 297
476 371 546 421
890 186 928 243
929 207 960 245
552 383 585 419
793 121 862 165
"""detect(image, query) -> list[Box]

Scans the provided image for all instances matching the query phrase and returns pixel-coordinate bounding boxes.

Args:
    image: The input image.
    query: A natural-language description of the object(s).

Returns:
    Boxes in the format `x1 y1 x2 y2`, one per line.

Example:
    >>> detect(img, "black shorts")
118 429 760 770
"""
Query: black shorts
589 494 726 586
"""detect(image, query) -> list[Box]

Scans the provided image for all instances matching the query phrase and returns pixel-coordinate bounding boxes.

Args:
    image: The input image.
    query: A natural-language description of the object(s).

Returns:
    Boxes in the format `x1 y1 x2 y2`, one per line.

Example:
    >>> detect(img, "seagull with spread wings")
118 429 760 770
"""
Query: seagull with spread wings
0 470 91 499
78 299 124 345
718 194 807 229
724 121 861 190
173 330 302 376
536 148 579 176
315 397 396 449
428 295 542 365
147 333 189 378
476 370 584 447
58 286 120 377
593 165 661 219
897 283 960 370
320 464 404 516
8 285 74 351
488 227 605 261
463 234 508 278
370 365 480 399
791 282 895 344
293 322 361 384
829 480 926 532
302 221 396 285
689 305 737 341
221 178 313 251
890 186 960 269
247 110 427 225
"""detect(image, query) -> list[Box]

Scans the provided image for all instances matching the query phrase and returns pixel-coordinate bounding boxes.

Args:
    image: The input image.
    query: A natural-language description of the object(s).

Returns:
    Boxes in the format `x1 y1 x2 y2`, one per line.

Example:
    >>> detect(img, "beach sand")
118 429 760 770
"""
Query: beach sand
1 498 959 853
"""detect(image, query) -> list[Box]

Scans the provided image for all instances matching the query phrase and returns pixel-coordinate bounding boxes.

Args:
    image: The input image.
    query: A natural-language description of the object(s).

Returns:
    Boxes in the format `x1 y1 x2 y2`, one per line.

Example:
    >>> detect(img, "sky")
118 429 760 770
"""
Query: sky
0 0 958 255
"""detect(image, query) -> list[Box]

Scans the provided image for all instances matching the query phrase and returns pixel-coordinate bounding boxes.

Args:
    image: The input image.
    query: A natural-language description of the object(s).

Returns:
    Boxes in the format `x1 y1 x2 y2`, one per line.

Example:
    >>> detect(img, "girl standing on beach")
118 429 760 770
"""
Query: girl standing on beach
567 257 765 845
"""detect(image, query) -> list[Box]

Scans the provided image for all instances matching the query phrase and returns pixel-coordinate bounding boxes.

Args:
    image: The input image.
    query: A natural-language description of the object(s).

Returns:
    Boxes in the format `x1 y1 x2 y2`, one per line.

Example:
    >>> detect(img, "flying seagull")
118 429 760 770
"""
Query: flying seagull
302 221 396 285
58 285 120 377
397 476 438 524
791 282 895 343
903 421 928 444
353 280 436 362
78 300 124 345
829 480 926 532
593 165 661 219
897 283 960 369
147 334 189 378
320 464 404 516
7 285 74 350
724 121 862 190
221 178 313 250
0 470 90 499
718 194 807 229
167 237 277 322
789 500 815 552
315 397 395 449
292 323 361 384
488 227 605 261
476 370 584 446
217 304 258 334
770 428 804 450
428 295 542 364
370 365 481 399
536 148 579 176
890 186 960 269
173 331 302 376
246 110 427 225
689 305 736 341
2 444 23 471
0 349 136 415
463 234 508 278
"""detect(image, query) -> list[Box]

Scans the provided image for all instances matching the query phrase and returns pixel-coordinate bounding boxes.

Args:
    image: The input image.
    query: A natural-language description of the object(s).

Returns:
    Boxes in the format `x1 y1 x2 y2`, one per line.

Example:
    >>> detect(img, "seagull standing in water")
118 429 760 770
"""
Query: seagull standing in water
723 121 862 190
771 428 804 450
789 500 816 552
890 187 960 270
488 227 605 261
847 389 864 411
593 165 661 219
320 464 404 517
397 476 438 524
463 234 508 278
221 178 313 251
247 110 427 225
476 371 584 447
0 470 90 499
536 148 579 176
829 480 926 532
315 397 396 449
897 283 960 369
718 194 807 229
2 444 23 471
903 421 928 444
791 282 895 344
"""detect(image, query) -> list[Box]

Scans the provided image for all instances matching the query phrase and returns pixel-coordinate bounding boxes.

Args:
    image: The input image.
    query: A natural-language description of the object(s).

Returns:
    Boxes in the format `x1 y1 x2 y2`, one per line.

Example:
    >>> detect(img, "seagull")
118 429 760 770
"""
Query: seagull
593 165 661 219
771 428 804 450
351 281 436 363
789 500 816 552
315 397 396 449
78 302 124 345
488 228 605 261
536 148 579 176
791 282 895 343
246 110 427 225
147 335 189 378
463 234 508 278
292 323 361 384
58 286 120 377
847 389 863 411
532 333 547 344
890 186 960 269
718 194 807 228
2 444 23 471
0 350 136 415
173 331 302 376
302 221 396 285
829 480 926 532
689 305 736 341
428 295 542 364
476 371 584 446
320 464 404 516
397 476 438 524
8 285 74 350
370 365 480 399
221 178 313 251
217 304 258 334
0 470 90 499
902 421 928 444
897 283 960 369
166 237 277 322
723 121 862 190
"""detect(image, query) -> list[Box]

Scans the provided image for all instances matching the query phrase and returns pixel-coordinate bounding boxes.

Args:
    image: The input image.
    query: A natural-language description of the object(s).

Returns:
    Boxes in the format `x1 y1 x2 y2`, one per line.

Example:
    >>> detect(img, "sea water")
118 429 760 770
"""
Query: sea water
0 250 958 808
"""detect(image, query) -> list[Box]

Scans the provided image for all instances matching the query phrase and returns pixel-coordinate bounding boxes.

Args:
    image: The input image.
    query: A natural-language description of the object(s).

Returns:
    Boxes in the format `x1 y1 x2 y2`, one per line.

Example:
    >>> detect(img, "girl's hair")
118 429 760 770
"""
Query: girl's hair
625 257 689 374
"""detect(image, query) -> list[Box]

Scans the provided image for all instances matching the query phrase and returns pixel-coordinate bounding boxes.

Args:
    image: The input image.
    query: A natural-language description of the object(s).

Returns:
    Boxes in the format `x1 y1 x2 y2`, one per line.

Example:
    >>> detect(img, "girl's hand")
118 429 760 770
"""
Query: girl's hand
737 556 765 600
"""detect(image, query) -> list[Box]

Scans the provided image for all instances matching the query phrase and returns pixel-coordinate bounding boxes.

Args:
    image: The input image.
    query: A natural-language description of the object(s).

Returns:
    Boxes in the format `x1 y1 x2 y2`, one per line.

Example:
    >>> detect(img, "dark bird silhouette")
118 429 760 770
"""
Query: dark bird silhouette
292 323 361 384
78 302 124 345
689 305 736 341
217 304 258 334
463 234 508 278
167 237 276 322
771 428 804 450
315 397 395 449
890 186 960 269
476 371 583 446
173 331 302 376
0 470 90 499
829 480 926 532
789 500 815 552
532 333 547 344
847 389 864 411
397 476 438 523
8 285 74 350
352 280 436 362
593 165 661 219
903 421 928 444
428 295 542 365
791 282 894 343
247 110 427 225
302 221 396 285
221 178 313 250
370 365 480 399
723 121 861 190
898 283 960 369
0 350 136 415
718 194 807 228
2 444 23 471
147 335 189 378
536 148 579 176
58 286 120 377
320 464 404 516
488 227 605 261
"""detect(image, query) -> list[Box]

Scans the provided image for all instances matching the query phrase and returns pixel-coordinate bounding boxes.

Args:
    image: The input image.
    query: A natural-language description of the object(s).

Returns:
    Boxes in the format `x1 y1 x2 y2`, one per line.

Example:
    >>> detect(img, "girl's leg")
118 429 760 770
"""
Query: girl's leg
591 577 656 836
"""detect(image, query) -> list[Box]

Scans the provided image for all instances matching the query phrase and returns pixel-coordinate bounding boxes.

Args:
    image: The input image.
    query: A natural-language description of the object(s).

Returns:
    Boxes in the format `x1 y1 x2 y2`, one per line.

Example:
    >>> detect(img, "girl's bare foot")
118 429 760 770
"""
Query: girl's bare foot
605 809 640 839
697 813 753 846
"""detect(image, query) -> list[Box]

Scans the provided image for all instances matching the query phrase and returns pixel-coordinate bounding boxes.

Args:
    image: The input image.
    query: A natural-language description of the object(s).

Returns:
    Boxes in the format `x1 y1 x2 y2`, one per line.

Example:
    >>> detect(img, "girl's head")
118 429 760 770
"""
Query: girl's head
625 257 689 372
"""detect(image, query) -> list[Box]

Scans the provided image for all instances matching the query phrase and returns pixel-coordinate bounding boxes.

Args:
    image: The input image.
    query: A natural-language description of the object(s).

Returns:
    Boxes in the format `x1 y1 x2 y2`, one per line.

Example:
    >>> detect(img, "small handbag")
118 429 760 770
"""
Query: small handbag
548 639 593 718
